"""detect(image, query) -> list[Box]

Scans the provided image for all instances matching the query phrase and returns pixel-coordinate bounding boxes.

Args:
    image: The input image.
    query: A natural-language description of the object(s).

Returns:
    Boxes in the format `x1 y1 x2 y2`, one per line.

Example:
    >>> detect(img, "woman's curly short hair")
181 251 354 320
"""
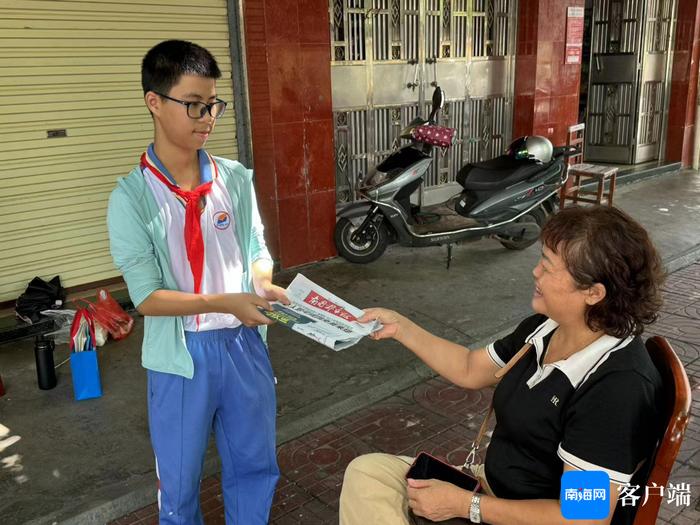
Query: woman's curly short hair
540 205 665 338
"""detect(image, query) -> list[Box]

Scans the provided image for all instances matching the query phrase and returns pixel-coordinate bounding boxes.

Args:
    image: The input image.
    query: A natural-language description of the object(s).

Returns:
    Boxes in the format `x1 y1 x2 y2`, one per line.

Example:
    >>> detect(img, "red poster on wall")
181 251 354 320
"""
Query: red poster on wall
566 6 584 65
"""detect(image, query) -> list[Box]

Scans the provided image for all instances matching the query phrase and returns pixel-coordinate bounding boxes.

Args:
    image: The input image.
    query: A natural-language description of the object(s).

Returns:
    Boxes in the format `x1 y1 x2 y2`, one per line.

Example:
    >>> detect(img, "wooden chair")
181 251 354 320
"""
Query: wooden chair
560 163 618 208
632 336 692 524
566 123 585 166
559 123 618 208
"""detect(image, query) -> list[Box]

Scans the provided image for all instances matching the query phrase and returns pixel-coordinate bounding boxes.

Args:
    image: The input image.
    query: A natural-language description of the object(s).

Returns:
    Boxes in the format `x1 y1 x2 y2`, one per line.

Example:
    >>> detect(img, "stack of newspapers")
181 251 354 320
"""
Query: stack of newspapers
260 274 382 351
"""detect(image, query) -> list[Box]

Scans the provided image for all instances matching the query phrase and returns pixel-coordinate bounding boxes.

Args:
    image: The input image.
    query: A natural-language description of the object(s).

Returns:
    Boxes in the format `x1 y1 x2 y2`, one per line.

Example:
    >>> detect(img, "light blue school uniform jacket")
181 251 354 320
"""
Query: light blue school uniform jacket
107 155 272 379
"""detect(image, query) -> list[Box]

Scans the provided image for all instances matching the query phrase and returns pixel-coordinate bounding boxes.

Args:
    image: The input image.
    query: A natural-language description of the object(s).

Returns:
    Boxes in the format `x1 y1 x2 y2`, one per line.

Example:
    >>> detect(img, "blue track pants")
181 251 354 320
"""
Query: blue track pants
147 326 279 524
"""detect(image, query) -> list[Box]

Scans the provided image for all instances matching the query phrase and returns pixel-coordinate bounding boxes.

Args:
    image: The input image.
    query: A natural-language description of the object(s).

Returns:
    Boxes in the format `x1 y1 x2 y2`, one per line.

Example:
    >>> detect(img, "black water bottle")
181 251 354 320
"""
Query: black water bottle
34 335 57 390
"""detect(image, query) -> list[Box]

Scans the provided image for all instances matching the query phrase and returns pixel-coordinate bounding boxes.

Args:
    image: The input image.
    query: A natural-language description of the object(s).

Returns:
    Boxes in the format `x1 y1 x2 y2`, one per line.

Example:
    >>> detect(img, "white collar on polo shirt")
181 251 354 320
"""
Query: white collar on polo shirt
523 318 634 389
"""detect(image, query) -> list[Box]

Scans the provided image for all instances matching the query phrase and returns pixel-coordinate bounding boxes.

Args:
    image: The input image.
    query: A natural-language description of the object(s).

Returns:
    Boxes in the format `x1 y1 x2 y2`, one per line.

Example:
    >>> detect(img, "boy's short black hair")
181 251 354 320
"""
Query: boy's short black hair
141 40 221 95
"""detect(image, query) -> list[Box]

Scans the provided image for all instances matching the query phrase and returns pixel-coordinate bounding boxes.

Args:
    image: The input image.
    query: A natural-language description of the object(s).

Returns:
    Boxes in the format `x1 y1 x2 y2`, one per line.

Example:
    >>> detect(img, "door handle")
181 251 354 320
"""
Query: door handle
595 56 602 72
407 61 419 91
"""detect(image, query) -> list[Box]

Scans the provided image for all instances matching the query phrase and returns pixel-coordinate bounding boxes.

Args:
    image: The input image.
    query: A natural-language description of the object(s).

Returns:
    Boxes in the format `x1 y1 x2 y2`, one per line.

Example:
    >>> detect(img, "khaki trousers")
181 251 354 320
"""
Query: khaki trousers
339 453 493 525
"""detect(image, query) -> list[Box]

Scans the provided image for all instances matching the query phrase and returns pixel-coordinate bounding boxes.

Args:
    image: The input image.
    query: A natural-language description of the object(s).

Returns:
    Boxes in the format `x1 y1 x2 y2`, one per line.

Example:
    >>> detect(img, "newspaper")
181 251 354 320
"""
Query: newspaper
260 274 382 351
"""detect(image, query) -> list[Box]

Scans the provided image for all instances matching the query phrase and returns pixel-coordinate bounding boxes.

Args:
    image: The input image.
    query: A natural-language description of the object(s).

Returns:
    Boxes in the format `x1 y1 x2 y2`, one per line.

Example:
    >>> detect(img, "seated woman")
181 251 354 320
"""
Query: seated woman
339 205 666 525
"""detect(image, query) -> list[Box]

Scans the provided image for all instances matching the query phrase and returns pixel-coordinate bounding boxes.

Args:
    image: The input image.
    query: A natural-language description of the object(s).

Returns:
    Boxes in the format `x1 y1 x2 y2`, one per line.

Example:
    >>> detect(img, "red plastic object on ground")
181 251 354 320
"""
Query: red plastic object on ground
0 374 5 396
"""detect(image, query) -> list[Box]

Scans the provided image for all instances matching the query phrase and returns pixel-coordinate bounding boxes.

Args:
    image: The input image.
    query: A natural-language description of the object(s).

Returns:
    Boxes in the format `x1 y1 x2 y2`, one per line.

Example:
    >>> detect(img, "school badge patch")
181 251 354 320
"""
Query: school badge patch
214 211 231 230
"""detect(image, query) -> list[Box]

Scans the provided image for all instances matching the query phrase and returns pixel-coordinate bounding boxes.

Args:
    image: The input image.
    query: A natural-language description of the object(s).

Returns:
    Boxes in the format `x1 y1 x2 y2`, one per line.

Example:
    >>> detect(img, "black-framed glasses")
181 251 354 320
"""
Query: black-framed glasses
155 92 228 119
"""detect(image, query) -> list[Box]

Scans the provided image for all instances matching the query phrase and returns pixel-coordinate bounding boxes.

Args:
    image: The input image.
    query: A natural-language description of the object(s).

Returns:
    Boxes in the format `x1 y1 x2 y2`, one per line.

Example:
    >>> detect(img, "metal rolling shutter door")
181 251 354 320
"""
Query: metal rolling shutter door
0 0 239 302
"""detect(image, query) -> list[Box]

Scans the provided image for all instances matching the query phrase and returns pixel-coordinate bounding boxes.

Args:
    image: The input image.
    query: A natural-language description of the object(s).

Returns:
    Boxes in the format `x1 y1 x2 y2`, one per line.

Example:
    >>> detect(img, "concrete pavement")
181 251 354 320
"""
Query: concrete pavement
1 169 700 524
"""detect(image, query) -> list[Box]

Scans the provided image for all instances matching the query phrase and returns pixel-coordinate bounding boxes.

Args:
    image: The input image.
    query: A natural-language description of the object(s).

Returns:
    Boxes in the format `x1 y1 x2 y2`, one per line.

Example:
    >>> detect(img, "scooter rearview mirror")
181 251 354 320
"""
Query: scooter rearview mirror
428 86 445 123
432 86 444 110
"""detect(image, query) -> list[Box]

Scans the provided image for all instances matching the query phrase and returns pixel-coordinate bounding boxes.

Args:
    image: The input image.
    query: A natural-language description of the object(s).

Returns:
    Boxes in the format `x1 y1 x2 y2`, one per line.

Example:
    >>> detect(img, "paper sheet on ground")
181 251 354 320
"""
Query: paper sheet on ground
260 274 381 351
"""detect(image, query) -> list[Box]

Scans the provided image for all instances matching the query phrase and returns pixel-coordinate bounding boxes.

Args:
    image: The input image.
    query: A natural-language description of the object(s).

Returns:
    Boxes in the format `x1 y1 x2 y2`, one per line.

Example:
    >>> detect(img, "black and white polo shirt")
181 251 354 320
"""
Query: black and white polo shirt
484 314 664 524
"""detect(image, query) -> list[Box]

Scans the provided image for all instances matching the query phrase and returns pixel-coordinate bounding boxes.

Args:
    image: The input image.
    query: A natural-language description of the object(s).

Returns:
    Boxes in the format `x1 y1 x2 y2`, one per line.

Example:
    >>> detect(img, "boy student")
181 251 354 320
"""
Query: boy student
107 40 287 524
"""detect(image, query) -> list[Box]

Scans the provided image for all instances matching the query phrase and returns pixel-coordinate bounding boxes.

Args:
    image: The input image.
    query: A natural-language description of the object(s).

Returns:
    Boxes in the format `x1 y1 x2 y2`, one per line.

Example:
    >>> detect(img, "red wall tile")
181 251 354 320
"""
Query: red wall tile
300 0 331 44
513 94 535 138
514 55 537 95
267 44 304 125
666 125 684 163
308 190 337 261
534 97 551 124
252 140 277 200
551 94 579 127
257 196 280 257
516 0 539 46
273 122 306 199
545 3 567 42
559 65 582 94
666 0 700 165
305 119 335 192
244 0 336 267
278 195 311 267
514 0 584 143
264 0 300 45
301 44 333 121
672 50 692 83
682 125 695 166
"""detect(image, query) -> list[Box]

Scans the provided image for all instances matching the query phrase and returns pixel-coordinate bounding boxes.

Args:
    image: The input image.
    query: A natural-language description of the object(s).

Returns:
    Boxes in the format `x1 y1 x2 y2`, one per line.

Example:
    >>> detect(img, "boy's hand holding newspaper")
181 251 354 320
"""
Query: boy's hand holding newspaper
262 274 382 351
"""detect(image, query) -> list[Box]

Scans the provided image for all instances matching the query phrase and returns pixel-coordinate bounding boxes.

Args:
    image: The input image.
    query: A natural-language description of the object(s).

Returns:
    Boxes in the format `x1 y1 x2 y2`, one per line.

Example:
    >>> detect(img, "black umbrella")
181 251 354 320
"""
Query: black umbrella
15 276 66 324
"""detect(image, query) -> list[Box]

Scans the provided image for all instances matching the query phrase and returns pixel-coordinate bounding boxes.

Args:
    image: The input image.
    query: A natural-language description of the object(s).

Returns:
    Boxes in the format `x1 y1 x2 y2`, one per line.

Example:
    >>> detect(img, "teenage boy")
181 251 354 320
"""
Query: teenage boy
107 40 285 524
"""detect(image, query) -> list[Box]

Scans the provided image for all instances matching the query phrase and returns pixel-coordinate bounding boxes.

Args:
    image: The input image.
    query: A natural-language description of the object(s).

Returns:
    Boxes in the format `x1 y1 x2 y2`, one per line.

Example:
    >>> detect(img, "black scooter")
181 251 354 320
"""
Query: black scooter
334 86 576 266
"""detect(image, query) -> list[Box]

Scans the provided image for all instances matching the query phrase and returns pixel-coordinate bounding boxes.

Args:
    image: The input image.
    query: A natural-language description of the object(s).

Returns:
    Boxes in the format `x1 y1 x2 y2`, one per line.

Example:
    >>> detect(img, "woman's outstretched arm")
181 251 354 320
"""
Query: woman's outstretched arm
360 307 501 389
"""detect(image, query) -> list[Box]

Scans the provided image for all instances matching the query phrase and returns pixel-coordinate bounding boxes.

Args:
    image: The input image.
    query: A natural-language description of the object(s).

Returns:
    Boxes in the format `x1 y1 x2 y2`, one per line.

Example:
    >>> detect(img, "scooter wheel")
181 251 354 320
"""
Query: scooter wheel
335 217 389 263
497 207 547 251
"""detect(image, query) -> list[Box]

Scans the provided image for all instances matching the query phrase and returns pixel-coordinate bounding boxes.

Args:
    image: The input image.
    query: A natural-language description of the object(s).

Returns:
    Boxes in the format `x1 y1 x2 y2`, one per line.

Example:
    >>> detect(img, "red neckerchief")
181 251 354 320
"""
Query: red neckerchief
140 152 219 294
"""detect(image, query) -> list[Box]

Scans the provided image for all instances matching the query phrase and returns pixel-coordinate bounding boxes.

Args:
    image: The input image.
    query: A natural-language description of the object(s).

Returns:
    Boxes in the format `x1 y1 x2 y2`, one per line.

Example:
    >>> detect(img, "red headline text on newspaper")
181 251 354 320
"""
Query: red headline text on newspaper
303 292 358 322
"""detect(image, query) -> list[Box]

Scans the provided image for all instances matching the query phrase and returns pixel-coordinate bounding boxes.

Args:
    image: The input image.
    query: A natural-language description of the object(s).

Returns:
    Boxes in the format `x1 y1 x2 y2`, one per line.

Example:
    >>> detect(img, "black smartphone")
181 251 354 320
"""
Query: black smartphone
406 452 480 492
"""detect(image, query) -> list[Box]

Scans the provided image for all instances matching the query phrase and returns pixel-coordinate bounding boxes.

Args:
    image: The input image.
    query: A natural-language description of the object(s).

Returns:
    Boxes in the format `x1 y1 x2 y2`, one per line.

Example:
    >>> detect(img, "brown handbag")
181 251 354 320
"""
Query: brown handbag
408 344 533 524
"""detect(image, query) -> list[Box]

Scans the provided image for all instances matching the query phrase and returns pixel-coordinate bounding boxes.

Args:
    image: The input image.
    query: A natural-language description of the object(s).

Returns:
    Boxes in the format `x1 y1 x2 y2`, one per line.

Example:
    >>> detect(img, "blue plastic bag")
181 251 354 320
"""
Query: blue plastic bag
69 308 103 401
69 350 102 401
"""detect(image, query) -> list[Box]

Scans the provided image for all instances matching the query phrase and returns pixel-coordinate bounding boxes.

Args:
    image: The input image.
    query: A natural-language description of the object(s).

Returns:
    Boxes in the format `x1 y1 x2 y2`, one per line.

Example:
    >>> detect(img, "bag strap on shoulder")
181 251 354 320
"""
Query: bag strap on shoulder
463 343 532 470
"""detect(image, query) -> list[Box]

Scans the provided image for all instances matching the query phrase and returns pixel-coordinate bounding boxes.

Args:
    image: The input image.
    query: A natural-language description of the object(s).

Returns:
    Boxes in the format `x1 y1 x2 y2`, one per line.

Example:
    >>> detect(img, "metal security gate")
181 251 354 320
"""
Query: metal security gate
585 0 677 164
330 0 517 204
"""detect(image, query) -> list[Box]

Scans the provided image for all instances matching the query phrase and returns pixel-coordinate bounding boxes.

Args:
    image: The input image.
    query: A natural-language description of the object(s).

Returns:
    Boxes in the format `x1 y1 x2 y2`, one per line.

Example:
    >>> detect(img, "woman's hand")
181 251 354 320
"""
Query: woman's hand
256 280 291 305
358 307 405 340
406 478 471 521
219 293 274 327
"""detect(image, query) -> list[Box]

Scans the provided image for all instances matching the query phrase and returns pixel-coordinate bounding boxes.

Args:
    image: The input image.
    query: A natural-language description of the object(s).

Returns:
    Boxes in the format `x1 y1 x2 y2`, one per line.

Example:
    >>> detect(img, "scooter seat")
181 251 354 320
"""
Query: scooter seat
457 155 545 191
